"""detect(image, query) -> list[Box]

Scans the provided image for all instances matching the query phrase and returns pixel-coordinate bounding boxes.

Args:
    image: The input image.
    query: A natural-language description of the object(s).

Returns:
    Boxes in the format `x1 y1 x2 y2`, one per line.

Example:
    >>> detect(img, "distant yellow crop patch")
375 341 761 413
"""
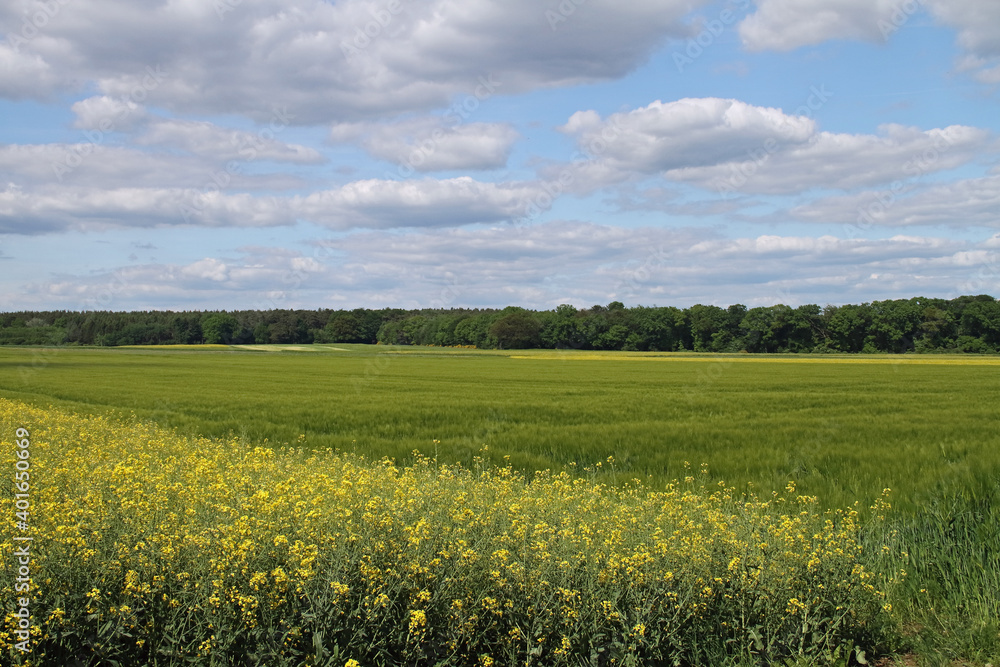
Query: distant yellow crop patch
116 344 233 351
0 399 900 666
509 350 1000 365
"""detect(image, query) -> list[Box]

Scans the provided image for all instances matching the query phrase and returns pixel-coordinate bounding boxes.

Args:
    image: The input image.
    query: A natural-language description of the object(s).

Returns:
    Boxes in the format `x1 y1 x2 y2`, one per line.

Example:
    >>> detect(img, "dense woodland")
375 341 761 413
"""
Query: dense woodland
2 295 1000 353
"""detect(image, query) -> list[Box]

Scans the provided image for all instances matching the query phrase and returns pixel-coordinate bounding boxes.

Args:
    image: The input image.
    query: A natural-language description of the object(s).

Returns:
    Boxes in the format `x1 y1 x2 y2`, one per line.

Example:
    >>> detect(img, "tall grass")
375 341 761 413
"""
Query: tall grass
883 488 1000 663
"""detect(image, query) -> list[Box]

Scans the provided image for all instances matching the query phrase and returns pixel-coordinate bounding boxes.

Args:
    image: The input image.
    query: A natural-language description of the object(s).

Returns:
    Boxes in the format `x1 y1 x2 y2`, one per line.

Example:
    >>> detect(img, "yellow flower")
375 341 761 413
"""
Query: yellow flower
409 609 427 632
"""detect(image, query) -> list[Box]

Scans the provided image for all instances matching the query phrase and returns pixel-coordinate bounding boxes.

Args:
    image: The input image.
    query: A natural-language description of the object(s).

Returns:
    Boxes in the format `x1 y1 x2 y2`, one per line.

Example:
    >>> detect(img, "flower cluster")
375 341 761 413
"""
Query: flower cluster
0 399 896 665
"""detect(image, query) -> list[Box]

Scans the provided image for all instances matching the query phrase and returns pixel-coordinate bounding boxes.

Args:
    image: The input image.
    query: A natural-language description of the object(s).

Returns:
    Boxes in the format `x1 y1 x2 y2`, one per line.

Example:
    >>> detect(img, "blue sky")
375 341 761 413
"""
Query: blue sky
2 0 999 312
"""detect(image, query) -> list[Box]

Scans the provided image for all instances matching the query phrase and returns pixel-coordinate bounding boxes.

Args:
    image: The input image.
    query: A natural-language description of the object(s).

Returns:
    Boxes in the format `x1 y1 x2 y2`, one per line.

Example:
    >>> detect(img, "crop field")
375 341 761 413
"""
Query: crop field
1 345 999 665
2 345 1000 510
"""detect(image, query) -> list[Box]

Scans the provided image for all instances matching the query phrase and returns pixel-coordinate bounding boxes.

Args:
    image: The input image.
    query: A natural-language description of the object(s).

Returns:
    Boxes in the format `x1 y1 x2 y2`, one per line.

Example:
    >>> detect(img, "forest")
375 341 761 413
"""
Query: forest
2 294 999 353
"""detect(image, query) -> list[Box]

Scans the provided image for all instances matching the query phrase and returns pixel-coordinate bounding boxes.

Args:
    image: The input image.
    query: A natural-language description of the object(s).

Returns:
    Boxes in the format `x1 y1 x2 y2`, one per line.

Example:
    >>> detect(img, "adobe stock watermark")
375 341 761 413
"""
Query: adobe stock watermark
844 130 955 238
878 0 927 41
383 74 501 181
214 0 242 20
546 0 588 31
428 272 463 311
242 251 329 347
614 244 671 297
6 0 72 53
16 266 134 382
51 66 168 182
247 246 336 314
179 106 295 224
12 427 34 654
955 253 1000 299
511 116 624 225
340 0 408 60
352 271 464 393
673 0 752 73
713 85 833 199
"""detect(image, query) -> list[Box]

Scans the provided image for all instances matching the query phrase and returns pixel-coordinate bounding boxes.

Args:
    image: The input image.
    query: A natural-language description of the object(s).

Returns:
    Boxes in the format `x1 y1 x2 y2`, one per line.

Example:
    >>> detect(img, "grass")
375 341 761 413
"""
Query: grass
2 345 999 512
1 344 998 664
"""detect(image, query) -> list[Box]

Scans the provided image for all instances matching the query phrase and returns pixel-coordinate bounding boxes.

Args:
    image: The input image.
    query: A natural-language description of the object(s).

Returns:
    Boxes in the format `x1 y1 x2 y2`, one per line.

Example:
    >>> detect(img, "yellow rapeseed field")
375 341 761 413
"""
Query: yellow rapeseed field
0 399 900 666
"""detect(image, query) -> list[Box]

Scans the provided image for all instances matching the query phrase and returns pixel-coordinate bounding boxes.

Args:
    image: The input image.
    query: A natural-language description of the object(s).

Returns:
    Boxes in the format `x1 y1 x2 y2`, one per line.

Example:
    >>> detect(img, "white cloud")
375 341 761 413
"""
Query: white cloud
790 175 1000 230
0 143 309 192
737 0 1000 85
66 97 325 163
295 177 545 229
561 98 815 172
553 99 992 197
137 118 324 164
0 44 58 99
926 0 1000 83
12 223 1000 310
0 177 548 234
669 123 991 195
0 0 709 123
71 95 146 131
182 258 230 282
0 184 297 234
330 117 519 171
738 0 901 52
927 0 1000 55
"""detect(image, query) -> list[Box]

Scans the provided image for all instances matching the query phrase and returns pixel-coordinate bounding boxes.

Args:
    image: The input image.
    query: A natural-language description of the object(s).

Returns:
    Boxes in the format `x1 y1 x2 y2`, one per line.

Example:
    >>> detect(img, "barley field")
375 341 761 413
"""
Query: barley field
3 345 1000 510
1 345 998 665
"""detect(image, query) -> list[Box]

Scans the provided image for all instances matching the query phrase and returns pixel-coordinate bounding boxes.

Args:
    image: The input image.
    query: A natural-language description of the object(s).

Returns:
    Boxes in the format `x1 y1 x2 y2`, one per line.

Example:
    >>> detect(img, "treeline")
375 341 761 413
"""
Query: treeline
0 309 401 347
2 294 1000 353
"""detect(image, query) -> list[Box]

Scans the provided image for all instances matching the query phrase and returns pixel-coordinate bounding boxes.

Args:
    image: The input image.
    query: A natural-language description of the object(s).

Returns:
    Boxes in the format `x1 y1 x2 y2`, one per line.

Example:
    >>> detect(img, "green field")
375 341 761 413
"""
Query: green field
2 345 999 663
2 344 999 511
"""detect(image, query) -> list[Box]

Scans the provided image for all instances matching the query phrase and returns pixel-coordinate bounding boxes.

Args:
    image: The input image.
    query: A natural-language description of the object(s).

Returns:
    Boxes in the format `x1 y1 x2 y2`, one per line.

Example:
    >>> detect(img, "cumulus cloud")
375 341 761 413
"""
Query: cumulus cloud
737 0 1000 84
927 0 1000 55
0 184 298 234
71 95 147 131
552 99 991 197
668 123 991 195
927 0 1000 83
11 223 1000 311
790 175 1000 230
137 118 324 164
738 0 903 52
560 98 815 172
66 97 324 163
0 144 309 191
0 44 59 99
4 92 993 239
0 177 548 234
0 0 708 123
295 177 545 229
330 117 519 171
182 258 230 282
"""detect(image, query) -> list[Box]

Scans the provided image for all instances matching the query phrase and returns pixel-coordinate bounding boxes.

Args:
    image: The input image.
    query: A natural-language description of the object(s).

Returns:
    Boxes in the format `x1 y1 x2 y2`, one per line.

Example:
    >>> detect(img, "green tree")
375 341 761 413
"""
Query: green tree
202 313 237 344
959 298 1000 347
489 310 542 349
826 304 872 352
540 304 586 349
325 311 364 342
453 313 498 348
868 299 923 352
686 304 728 352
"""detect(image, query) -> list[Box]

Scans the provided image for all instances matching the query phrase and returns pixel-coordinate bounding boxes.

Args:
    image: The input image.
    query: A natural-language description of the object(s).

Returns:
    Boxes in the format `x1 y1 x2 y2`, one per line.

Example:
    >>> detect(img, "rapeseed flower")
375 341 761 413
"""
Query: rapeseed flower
0 399 898 666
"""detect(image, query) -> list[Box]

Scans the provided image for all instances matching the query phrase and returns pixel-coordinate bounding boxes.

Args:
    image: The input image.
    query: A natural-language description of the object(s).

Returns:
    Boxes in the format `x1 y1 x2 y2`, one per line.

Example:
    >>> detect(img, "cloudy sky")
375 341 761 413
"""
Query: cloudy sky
2 0 999 312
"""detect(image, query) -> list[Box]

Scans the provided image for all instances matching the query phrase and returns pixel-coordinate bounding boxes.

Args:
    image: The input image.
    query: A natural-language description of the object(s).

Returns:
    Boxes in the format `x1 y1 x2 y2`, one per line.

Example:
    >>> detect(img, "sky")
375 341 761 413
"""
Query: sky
1 0 999 313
